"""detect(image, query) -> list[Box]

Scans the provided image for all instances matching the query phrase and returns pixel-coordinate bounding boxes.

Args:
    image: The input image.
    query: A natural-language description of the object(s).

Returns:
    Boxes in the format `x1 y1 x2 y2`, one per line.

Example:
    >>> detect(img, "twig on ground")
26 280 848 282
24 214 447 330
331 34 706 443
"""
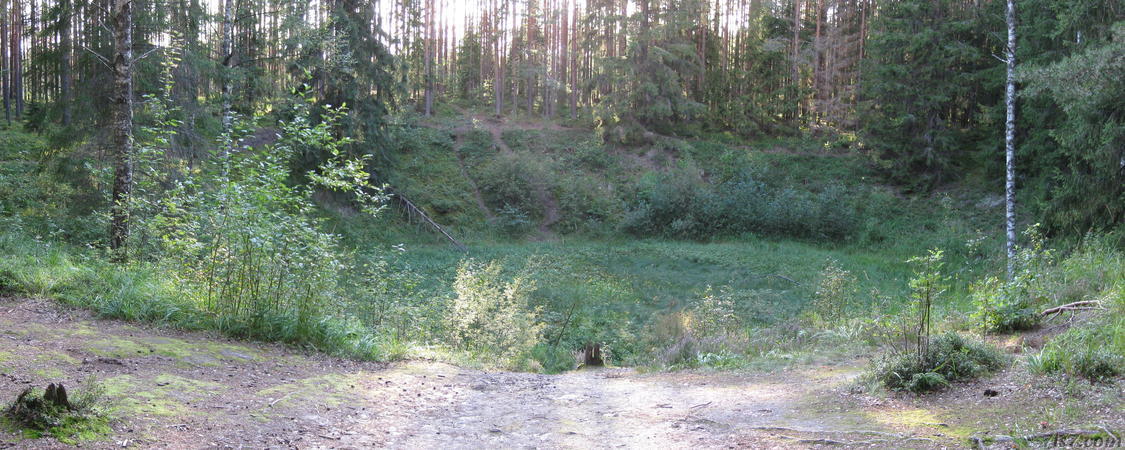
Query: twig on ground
269 391 296 407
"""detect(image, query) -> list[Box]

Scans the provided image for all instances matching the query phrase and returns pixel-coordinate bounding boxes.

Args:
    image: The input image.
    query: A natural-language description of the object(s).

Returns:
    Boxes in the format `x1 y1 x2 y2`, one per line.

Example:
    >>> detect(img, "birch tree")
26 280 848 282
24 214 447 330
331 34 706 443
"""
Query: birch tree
109 0 134 262
1004 0 1017 278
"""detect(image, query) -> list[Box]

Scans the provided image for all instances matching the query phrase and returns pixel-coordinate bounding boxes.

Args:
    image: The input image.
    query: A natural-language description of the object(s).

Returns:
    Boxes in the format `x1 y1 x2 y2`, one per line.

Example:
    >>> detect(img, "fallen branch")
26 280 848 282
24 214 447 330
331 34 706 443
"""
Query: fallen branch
1040 300 1102 317
1024 428 1112 440
749 426 905 438
971 428 1119 449
768 274 800 285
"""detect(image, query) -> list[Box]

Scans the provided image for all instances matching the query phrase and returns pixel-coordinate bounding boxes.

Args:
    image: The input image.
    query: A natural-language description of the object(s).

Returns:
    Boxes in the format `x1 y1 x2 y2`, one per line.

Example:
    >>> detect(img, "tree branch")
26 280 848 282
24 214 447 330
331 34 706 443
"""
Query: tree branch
81 45 113 69
1040 300 1103 317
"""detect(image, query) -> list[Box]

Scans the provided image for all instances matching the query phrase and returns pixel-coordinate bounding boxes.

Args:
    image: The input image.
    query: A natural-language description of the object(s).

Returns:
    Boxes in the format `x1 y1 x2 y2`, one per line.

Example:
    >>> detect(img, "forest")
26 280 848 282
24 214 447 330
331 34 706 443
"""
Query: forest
0 0 1121 447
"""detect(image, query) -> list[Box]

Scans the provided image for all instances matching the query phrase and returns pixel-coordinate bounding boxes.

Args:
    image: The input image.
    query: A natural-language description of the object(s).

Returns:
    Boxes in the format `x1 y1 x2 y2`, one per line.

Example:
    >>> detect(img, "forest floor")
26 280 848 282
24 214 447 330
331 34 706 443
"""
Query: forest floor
1 297 1121 449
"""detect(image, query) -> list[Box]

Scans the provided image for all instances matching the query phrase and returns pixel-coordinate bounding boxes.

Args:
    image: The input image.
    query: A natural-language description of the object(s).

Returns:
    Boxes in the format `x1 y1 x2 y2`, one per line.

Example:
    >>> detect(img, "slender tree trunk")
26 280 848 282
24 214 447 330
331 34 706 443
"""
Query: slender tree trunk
1 9 8 125
569 0 577 119
791 0 801 119
1004 0 1017 278
493 0 503 117
11 0 21 117
109 0 134 262
424 0 434 116
220 0 234 134
60 0 73 125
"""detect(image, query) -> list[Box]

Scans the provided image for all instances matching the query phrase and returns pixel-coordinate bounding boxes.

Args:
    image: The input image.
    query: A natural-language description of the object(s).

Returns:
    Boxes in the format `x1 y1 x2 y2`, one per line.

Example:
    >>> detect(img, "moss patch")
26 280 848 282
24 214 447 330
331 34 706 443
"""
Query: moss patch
33 350 79 366
83 336 263 366
0 350 13 371
32 368 66 379
8 415 113 445
85 337 151 358
102 375 196 418
865 408 973 439
150 374 226 394
255 372 363 410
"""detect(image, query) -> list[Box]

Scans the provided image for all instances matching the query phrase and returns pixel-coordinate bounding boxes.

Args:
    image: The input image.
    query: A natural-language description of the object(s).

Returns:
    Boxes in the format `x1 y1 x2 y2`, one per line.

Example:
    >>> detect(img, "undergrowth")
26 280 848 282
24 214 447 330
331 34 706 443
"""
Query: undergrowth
1027 238 1124 381
5 116 1120 382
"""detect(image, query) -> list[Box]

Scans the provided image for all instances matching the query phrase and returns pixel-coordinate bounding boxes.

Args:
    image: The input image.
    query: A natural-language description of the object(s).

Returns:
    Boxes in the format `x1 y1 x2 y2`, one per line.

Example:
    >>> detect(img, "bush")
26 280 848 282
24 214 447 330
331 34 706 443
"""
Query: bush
872 333 1005 393
906 372 949 392
971 226 1053 333
446 260 544 367
477 153 543 218
970 276 1041 333
0 128 103 244
151 104 377 335
554 173 622 234
620 166 859 241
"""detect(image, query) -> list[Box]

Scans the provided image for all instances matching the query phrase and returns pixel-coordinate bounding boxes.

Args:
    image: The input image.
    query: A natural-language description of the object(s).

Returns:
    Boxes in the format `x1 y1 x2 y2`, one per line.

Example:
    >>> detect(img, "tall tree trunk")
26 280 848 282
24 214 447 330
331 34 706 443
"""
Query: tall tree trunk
11 0 21 117
791 0 801 119
1004 0 1017 278
60 0 73 125
109 0 134 262
424 0 434 116
493 0 503 117
220 0 234 135
569 0 577 119
2 9 8 125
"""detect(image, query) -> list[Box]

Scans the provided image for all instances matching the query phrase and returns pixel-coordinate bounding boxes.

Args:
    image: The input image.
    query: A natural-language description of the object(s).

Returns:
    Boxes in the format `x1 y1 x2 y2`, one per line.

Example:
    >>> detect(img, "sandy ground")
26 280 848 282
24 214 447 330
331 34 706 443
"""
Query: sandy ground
1 297 1120 449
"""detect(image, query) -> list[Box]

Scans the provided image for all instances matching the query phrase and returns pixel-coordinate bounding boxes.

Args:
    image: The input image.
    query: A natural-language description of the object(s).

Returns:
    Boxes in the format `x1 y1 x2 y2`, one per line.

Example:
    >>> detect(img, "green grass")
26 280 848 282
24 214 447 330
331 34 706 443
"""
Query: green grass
341 233 990 368
318 123 1006 369
0 121 1015 374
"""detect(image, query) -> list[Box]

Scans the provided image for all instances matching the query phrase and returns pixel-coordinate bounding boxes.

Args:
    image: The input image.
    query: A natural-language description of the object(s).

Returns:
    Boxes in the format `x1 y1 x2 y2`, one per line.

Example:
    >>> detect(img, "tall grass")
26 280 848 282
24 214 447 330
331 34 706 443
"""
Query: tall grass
0 223 400 362
1027 238 1124 380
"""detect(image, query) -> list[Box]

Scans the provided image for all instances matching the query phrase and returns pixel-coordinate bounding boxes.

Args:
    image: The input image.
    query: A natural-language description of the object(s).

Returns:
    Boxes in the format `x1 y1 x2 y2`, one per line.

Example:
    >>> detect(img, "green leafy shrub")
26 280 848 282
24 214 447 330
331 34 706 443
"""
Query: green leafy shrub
906 372 949 392
530 344 579 374
477 153 543 218
152 101 382 340
871 250 1003 393
970 277 1040 333
0 128 103 243
446 260 545 367
554 173 622 234
1072 350 1123 381
872 333 1005 393
495 204 533 236
971 226 1054 333
568 139 616 171
645 287 749 368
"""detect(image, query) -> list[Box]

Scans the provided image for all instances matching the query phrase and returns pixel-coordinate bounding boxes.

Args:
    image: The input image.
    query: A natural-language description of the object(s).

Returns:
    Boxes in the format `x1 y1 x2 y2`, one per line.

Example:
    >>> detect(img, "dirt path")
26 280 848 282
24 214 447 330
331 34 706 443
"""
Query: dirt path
2 297 1120 449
